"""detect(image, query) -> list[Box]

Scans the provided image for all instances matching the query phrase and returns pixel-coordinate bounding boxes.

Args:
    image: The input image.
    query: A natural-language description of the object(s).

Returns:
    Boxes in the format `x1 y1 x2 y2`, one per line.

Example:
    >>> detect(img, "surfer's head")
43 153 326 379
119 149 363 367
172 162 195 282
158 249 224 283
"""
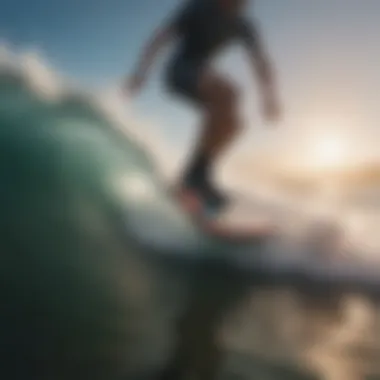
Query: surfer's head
219 0 249 14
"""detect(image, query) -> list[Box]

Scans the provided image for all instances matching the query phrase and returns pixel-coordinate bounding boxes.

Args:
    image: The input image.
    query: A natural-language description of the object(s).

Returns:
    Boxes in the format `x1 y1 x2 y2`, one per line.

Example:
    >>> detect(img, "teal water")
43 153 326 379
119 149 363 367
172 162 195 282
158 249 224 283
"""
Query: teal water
1 69 380 380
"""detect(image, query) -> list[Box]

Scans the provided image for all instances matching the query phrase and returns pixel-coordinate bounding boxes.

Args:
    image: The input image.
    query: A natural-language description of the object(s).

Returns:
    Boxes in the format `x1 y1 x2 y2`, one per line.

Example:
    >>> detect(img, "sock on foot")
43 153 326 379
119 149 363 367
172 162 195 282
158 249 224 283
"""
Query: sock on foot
183 152 211 187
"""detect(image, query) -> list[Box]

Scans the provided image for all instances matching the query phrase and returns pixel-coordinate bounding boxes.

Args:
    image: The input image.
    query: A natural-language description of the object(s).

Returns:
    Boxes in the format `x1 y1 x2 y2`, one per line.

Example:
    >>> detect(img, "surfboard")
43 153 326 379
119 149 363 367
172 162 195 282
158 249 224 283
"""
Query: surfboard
173 188 276 243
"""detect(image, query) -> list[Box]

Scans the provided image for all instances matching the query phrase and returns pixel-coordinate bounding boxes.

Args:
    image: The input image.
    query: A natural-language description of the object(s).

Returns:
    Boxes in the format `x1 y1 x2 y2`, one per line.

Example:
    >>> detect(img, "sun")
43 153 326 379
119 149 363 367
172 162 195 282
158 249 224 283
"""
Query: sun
311 135 347 169
284 116 357 172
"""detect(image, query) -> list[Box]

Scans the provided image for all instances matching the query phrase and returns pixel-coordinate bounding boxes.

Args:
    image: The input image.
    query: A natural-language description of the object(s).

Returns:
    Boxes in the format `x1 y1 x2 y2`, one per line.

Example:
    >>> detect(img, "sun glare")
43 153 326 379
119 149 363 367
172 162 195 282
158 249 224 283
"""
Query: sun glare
311 135 347 169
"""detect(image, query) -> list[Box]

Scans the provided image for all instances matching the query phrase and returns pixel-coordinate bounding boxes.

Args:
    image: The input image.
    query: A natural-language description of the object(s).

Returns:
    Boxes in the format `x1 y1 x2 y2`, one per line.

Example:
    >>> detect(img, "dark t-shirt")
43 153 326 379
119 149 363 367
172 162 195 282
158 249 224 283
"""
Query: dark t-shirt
171 0 257 62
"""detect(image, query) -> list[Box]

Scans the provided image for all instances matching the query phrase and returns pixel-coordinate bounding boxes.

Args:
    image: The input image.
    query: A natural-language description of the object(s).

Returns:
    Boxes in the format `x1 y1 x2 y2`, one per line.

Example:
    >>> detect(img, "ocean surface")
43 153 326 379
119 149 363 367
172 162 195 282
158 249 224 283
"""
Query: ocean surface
1 49 380 380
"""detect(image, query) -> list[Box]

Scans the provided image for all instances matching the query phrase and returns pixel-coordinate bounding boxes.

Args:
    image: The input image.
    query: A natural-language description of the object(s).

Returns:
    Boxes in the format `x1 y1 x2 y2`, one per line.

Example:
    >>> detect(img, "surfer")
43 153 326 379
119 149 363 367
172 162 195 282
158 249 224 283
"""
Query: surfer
126 0 281 214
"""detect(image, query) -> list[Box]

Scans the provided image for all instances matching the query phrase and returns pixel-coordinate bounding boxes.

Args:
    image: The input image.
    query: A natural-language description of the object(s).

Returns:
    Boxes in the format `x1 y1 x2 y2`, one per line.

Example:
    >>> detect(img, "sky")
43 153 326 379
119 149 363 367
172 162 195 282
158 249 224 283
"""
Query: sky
1 0 379 176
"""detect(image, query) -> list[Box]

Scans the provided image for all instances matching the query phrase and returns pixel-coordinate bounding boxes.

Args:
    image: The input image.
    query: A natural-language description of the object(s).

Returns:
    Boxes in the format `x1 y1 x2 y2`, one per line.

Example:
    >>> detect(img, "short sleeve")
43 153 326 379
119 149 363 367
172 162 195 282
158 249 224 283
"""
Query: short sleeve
237 18 258 49
170 0 201 33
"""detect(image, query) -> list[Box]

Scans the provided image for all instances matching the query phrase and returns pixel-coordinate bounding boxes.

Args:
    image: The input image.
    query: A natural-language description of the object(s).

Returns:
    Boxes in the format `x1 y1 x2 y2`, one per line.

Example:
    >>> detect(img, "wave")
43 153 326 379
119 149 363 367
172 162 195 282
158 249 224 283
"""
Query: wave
1 46 380 379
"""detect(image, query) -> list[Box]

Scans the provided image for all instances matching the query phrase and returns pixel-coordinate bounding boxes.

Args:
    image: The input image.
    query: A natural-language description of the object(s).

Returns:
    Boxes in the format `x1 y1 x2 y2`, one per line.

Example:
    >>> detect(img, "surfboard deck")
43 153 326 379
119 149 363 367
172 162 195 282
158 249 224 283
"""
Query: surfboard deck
173 187 276 243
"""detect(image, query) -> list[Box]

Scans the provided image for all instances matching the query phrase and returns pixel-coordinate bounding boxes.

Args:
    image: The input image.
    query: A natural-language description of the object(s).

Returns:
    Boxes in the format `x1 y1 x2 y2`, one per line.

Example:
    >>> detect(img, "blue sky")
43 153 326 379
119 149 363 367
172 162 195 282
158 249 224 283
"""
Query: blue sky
1 0 379 170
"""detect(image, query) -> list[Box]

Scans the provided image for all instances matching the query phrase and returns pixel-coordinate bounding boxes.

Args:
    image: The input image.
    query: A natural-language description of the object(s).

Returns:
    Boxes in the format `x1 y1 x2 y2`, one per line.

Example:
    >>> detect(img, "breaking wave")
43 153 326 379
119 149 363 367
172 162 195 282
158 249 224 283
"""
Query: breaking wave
1 47 380 379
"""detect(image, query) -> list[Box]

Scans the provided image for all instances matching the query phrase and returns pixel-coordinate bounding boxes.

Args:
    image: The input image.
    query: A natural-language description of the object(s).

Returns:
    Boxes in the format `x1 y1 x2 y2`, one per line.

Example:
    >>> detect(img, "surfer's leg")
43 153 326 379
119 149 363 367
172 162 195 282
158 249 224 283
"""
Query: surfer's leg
195 71 240 162
183 71 241 207
166 59 241 209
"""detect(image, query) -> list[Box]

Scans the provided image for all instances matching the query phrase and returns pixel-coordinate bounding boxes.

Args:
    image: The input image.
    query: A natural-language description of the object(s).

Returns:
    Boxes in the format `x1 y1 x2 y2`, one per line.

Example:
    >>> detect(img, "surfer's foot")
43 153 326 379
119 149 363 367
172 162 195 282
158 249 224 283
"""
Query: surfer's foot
174 186 204 216
179 177 229 217
202 180 230 210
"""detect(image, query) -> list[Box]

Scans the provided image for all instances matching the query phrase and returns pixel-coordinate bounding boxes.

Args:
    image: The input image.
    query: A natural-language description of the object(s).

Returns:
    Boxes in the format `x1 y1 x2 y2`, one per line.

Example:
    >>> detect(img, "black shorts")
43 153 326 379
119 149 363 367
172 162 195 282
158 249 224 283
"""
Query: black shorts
165 55 205 105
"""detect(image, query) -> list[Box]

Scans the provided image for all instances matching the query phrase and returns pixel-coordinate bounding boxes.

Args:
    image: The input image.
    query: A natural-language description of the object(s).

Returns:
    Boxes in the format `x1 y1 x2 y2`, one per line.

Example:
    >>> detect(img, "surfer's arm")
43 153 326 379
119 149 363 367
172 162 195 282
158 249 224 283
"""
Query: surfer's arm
128 1 194 93
129 22 176 90
240 20 278 103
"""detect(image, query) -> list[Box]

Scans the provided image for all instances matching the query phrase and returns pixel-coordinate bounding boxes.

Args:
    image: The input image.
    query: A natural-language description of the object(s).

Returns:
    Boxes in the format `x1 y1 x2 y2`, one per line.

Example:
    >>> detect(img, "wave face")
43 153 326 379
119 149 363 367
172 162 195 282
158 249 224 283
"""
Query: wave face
3 52 380 380
0 53 251 380
0 57 298 380
0 61 187 379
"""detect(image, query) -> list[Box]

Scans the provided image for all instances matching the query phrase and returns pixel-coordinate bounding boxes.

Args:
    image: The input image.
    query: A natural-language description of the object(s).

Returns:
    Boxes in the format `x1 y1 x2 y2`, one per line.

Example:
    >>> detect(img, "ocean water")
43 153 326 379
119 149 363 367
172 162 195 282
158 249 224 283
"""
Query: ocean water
1 50 380 380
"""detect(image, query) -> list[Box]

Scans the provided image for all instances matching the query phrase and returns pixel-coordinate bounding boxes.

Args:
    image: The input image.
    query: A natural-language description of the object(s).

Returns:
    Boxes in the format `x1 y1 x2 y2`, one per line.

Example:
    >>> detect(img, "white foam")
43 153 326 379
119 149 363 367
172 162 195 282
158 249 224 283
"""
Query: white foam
0 45 143 138
20 49 64 101
0 41 22 74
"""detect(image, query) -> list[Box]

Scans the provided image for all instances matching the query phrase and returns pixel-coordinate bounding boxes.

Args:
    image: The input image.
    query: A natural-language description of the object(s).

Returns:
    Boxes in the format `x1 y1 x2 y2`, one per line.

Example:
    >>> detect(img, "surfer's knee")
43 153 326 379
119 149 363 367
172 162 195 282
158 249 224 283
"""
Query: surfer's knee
212 86 240 130
200 75 241 133
200 74 239 109
208 82 239 118
216 80 239 110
